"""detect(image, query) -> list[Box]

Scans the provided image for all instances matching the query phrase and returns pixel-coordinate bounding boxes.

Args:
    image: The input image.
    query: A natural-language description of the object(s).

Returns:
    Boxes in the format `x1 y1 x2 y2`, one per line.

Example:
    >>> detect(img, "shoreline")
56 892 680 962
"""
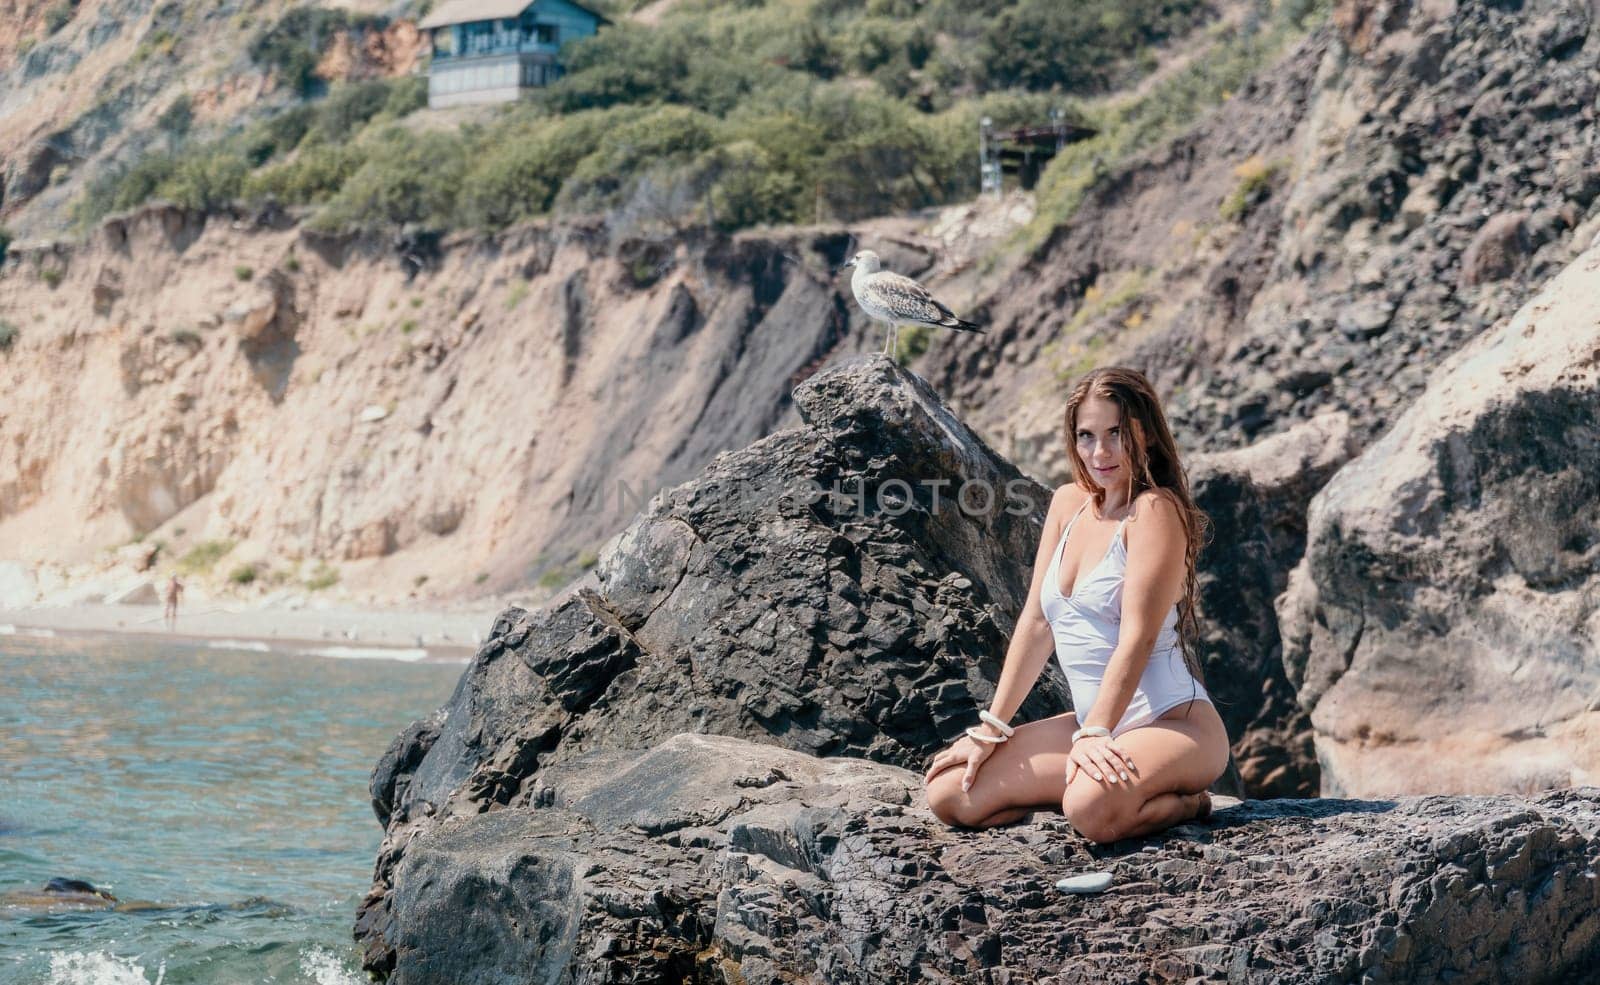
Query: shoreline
0 602 505 663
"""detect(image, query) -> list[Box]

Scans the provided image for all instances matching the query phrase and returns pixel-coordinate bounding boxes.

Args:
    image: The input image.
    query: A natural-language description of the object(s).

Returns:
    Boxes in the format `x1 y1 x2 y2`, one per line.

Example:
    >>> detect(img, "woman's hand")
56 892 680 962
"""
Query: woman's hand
1066 734 1136 786
924 732 998 793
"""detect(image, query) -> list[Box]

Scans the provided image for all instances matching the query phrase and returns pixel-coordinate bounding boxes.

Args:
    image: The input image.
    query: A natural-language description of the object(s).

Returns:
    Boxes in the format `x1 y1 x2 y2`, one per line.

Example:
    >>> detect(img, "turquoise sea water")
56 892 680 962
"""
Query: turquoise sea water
0 631 463 984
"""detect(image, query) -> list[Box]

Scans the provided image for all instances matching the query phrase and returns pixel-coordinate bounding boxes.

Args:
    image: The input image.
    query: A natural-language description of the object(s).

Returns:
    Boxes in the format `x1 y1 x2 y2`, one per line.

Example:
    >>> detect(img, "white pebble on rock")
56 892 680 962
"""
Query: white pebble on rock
1056 871 1113 894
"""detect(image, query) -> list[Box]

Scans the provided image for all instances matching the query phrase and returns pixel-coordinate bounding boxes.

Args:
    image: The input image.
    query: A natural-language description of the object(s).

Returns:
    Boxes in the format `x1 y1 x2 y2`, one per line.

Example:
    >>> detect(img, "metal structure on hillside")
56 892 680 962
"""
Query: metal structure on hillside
979 108 1097 198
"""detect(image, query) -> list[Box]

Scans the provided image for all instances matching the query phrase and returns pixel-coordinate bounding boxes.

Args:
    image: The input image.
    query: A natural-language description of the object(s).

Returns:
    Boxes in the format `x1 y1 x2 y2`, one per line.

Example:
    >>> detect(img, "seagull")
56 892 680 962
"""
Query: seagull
842 249 984 361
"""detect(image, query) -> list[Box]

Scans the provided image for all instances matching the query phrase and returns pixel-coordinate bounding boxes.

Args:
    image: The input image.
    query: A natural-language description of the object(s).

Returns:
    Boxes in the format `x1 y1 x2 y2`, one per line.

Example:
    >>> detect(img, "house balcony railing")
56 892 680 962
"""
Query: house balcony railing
433 38 561 60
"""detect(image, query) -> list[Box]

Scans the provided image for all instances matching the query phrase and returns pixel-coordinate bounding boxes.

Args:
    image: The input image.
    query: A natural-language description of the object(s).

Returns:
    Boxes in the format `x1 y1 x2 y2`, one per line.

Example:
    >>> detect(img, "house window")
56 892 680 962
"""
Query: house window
534 23 557 44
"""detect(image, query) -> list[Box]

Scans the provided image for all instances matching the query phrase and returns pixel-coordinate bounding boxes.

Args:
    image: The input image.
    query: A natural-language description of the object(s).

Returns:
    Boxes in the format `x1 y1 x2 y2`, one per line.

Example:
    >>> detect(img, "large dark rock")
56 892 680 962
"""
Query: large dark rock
359 358 1094 975
375 731 1600 985
356 356 1304 976
1279 243 1600 797
380 358 1072 820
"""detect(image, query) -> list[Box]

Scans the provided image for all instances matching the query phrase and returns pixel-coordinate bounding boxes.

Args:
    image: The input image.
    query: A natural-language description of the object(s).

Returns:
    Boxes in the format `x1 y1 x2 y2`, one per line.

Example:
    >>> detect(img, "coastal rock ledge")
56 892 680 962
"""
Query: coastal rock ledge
357 357 1600 983
366 732 1600 984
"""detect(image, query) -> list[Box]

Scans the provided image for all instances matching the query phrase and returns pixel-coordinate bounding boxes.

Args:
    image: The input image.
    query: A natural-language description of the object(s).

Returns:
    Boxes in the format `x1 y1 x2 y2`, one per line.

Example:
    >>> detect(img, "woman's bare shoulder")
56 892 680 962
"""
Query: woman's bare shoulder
1133 487 1181 510
1128 489 1185 539
1052 482 1089 511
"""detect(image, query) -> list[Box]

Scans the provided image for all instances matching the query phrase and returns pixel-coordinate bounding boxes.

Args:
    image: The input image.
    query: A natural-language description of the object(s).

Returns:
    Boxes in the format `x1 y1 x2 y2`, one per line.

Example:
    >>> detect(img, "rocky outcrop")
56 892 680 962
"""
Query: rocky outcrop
925 0 1600 474
356 358 1086 975
1181 0 1600 450
370 730 1600 984
1190 411 1359 797
1279 242 1600 797
373 359 1073 815
357 357 1306 976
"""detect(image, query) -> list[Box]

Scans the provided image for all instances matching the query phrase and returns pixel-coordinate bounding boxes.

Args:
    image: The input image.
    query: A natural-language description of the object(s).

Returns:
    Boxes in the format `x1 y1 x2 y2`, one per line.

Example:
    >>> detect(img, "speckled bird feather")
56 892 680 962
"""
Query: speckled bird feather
853 270 981 332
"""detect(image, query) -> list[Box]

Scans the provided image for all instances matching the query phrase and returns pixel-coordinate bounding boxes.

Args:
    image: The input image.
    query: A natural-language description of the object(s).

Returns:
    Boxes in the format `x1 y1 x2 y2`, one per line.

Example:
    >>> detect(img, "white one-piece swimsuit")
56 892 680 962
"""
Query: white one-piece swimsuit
1039 498 1211 738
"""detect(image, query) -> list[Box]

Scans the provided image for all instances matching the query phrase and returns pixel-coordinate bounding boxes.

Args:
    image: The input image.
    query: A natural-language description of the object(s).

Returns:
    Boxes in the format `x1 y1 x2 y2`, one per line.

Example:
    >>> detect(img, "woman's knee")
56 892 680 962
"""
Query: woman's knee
924 771 959 825
1062 785 1123 844
924 771 984 828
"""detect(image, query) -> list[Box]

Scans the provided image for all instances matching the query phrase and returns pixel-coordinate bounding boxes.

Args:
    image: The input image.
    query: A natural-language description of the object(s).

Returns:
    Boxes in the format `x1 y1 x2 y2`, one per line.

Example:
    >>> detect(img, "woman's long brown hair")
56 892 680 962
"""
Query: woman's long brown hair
1063 367 1211 687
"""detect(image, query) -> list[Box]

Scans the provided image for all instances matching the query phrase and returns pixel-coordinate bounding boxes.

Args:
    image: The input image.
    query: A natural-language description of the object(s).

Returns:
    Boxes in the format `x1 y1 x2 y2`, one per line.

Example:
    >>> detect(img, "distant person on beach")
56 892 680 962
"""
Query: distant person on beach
163 575 183 631
923 367 1229 844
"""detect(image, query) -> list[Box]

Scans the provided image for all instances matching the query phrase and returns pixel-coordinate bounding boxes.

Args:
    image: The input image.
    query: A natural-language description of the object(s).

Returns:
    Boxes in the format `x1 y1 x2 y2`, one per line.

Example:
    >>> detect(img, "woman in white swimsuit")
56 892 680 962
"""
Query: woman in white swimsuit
924 367 1229 843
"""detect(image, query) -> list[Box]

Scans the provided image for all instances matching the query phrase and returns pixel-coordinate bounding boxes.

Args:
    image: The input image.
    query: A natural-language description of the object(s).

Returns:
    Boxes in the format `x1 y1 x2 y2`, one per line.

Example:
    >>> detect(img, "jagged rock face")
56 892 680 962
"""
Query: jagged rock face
1278 243 1600 797
357 359 1088 976
1189 412 1359 797
925 0 1600 495
370 731 1600 985
1165 0 1600 448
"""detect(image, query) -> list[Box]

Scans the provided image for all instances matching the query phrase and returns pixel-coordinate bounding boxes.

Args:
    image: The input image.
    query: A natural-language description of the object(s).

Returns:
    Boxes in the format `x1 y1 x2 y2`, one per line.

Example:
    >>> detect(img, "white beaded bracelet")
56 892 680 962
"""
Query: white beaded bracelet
965 725 1007 744
977 710 1015 737
1071 725 1111 743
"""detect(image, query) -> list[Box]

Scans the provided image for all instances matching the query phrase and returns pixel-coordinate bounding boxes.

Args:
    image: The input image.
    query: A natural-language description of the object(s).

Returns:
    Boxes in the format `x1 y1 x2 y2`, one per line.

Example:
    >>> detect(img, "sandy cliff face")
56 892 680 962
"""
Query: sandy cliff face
0 206 874 600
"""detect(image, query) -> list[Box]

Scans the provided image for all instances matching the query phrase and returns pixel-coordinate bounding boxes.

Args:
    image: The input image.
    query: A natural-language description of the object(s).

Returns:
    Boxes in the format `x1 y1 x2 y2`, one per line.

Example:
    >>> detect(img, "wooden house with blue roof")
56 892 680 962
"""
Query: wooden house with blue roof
418 0 607 108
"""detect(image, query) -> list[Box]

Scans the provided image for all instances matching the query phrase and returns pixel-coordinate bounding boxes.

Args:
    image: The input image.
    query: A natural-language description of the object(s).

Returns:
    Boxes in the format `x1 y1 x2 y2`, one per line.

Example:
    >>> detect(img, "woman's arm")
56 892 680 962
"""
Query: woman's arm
978 484 1084 729
1078 489 1188 735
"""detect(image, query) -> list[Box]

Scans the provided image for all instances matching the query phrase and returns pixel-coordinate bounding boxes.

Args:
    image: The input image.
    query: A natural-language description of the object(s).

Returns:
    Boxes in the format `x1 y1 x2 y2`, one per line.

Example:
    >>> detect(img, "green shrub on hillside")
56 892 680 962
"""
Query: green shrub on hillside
1022 8 1325 252
558 105 720 213
458 108 633 228
0 322 18 353
242 142 367 204
978 0 1207 92
702 141 805 230
304 562 339 590
77 154 177 223
307 80 396 145
73 0 1286 238
159 148 251 212
383 75 428 117
311 127 469 230
543 19 787 115
157 94 193 137
240 105 317 165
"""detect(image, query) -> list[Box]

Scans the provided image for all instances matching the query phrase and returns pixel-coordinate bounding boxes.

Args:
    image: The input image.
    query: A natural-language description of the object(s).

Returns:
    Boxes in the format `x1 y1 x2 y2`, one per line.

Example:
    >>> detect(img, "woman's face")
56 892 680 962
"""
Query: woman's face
1074 394 1130 491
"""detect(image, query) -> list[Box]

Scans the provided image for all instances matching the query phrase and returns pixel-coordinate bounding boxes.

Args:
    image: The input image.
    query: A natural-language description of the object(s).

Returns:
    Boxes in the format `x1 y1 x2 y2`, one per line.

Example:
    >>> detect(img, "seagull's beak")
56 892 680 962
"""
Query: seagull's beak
841 258 855 270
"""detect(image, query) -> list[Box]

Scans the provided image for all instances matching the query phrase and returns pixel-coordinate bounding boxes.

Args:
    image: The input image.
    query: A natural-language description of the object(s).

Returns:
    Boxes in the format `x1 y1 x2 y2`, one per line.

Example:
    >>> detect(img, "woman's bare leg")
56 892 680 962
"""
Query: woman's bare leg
1116 790 1211 839
924 711 1080 828
926 701 1228 840
975 804 1040 827
1061 701 1229 844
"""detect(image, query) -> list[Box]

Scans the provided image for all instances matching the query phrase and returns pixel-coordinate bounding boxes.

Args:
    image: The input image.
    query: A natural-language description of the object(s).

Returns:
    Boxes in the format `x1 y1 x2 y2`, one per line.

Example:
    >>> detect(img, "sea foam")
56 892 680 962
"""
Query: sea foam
46 951 165 985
